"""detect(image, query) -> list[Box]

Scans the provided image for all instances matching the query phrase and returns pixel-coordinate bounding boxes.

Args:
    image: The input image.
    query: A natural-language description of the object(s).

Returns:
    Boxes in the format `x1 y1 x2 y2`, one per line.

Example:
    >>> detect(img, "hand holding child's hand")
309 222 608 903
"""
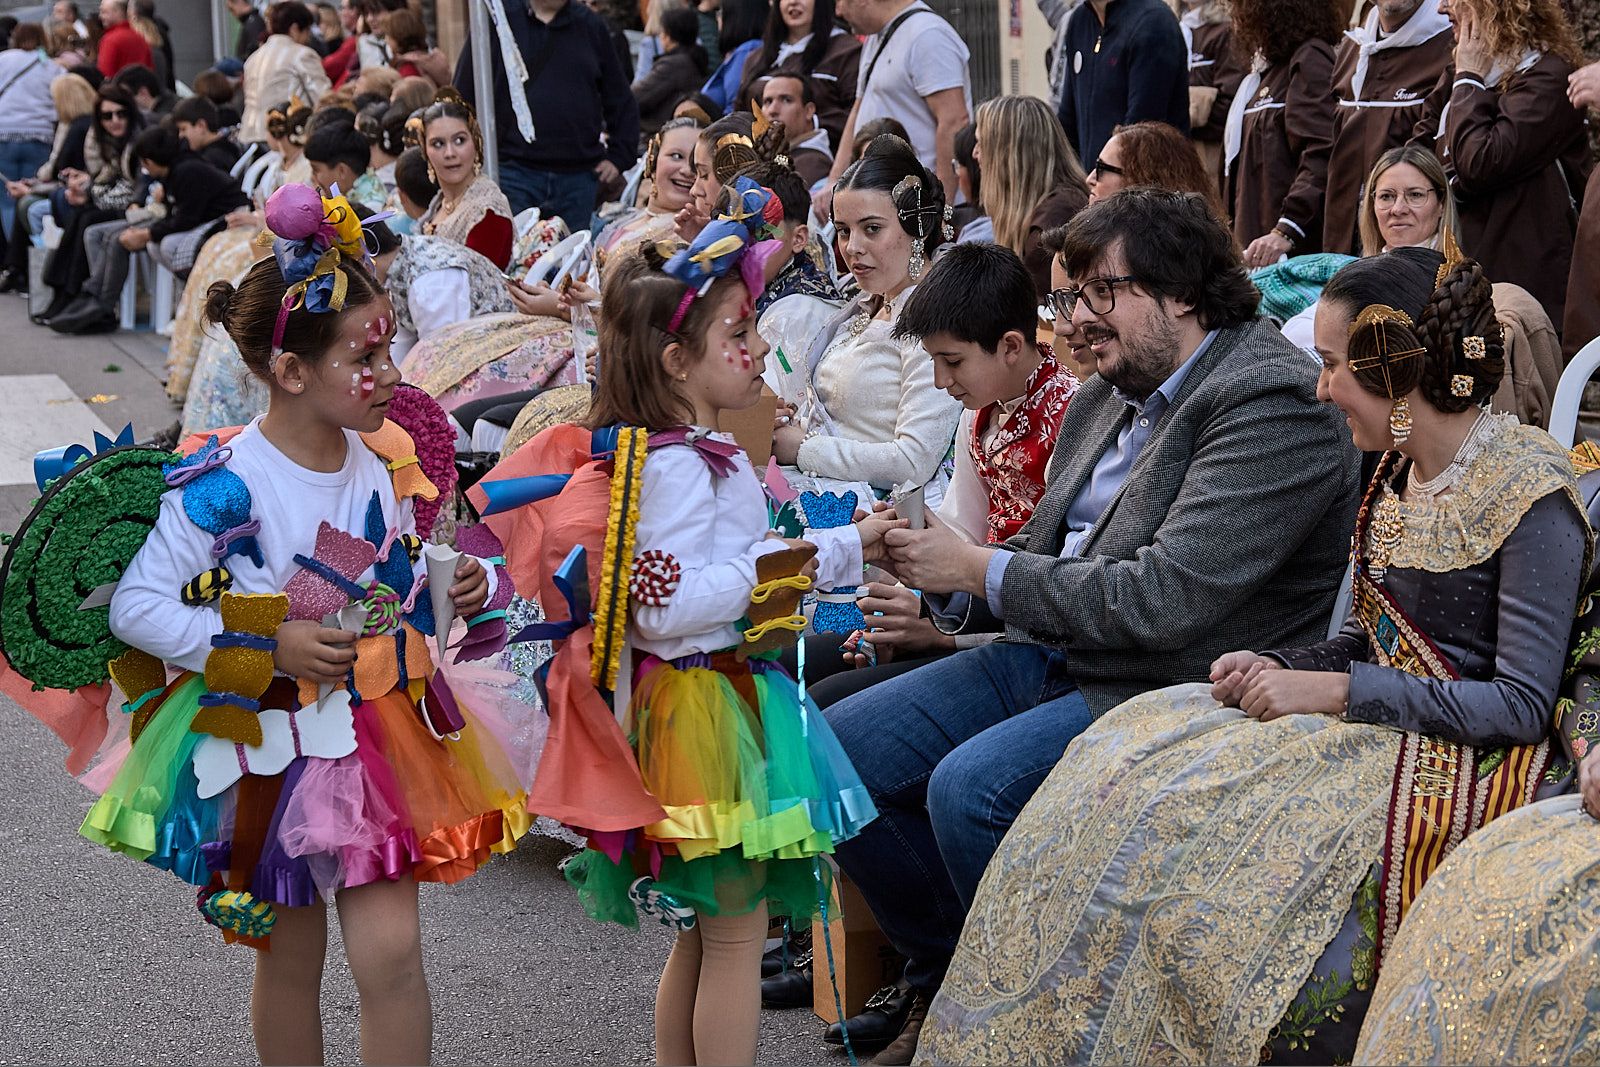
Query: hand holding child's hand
855 508 909 563
274 620 356 685
450 556 489 617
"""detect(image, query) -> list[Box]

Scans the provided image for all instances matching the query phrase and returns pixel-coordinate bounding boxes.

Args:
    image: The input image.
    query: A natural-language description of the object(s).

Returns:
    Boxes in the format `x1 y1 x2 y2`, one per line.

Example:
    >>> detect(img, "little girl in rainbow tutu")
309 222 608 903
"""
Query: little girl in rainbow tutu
3 183 527 1064
475 180 891 1063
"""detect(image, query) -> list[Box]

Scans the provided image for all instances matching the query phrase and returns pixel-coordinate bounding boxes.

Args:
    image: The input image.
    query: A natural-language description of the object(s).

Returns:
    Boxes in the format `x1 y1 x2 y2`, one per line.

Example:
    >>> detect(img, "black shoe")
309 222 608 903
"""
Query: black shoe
0 268 26 294
824 979 915 1051
31 289 71 325
761 927 812 978
869 991 930 1065
759 949 813 1009
49 296 111 334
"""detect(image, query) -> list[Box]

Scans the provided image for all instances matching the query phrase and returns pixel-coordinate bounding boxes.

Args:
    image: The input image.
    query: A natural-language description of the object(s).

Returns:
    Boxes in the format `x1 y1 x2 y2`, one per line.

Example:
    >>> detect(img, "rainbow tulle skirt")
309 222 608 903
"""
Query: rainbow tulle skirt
79 673 531 918
565 651 877 924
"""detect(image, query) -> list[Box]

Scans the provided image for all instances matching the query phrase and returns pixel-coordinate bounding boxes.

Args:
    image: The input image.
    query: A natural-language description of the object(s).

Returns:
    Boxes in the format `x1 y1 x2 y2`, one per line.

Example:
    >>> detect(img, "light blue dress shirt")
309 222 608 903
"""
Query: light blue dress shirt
980 330 1218 618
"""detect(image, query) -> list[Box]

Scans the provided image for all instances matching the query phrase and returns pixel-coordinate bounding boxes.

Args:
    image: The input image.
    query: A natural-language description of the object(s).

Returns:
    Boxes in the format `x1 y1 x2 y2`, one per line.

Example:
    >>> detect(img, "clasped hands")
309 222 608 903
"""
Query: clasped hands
271 556 489 684
1209 651 1349 721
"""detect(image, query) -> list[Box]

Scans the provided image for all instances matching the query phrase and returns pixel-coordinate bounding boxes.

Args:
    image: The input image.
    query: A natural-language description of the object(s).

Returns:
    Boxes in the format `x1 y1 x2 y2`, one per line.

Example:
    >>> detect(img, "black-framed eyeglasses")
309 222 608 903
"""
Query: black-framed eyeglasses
1091 157 1124 177
1050 275 1138 318
99 108 129 120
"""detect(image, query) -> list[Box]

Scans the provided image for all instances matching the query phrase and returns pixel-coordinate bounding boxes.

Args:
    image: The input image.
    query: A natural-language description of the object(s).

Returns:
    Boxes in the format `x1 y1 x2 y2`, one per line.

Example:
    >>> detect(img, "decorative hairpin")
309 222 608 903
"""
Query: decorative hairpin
1463 335 1486 361
712 132 758 184
259 183 394 356
1451 374 1473 397
1347 303 1426 387
661 178 786 334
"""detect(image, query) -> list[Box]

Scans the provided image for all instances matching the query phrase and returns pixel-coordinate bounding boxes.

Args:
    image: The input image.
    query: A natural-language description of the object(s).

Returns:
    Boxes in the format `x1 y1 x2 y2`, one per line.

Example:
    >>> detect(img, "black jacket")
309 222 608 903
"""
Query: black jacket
1056 0 1189 164
453 0 640 173
149 156 247 241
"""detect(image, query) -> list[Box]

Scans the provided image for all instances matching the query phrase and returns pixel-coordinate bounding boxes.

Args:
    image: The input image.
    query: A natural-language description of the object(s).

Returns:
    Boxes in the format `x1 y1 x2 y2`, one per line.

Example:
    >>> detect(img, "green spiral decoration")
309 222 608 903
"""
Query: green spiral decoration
0 447 177 690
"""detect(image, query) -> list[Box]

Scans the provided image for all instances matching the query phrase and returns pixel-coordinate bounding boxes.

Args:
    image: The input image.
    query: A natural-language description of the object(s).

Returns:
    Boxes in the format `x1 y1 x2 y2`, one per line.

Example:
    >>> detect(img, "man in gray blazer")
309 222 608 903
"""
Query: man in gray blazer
825 189 1361 1064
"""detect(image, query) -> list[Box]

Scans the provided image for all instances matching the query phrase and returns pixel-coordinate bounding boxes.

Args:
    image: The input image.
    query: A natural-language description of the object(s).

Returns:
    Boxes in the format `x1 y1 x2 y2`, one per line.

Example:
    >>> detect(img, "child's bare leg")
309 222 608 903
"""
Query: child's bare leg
336 877 431 1066
252 900 329 1066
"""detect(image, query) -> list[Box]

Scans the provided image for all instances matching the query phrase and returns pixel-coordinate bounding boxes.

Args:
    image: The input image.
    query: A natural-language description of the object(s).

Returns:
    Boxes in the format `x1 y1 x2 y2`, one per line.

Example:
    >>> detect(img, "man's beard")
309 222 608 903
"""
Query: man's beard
1088 306 1184 400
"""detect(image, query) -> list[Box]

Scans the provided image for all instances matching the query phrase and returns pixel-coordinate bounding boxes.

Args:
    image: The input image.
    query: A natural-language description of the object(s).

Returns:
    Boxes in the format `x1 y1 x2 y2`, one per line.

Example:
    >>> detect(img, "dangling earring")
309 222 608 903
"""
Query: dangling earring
909 242 926 280
474 159 482 176
1389 396 1412 444
426 162 436 185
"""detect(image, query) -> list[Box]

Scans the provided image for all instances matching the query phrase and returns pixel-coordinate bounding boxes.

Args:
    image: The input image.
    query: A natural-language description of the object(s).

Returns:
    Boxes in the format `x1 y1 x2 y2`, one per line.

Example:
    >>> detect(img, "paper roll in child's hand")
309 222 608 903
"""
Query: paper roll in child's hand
424 543 462 653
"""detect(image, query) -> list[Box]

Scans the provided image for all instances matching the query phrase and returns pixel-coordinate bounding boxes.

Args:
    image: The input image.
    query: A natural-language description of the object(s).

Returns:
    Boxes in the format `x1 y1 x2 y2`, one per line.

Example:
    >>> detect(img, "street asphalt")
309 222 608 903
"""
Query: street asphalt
0 291 834 1065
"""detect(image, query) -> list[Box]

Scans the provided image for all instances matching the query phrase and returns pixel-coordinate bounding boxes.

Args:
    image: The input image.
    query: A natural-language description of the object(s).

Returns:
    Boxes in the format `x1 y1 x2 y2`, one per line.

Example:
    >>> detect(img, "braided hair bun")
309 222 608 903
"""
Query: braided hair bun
1414 258 1504 413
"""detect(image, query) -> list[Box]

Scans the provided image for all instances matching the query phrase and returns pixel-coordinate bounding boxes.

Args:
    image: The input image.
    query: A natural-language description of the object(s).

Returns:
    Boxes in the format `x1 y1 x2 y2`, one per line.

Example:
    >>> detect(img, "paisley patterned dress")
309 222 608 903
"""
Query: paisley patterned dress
917 418 1591 1066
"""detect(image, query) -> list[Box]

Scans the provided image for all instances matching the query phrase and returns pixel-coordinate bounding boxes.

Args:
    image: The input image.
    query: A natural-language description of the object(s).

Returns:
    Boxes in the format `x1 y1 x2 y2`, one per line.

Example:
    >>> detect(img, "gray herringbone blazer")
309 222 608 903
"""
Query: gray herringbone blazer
997 318 1361 716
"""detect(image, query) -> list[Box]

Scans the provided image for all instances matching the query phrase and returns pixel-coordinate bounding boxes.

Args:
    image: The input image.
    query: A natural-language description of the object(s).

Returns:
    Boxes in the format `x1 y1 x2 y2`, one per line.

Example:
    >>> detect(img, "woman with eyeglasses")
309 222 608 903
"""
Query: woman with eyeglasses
1412 0 1588 329
1226 0 1343 269
1085 120 1226 220
33 81 143 324
1358 145 1459 256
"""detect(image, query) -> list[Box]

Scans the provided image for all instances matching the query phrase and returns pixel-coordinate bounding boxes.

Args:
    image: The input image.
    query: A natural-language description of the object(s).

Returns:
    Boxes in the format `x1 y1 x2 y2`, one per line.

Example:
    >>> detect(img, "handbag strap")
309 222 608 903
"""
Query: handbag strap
0 54 44 110
860 5 931 95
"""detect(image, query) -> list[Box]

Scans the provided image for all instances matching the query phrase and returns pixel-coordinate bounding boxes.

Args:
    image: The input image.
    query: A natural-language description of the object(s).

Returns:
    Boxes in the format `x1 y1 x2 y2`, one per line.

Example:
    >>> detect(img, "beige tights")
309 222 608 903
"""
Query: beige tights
654 901 769 1066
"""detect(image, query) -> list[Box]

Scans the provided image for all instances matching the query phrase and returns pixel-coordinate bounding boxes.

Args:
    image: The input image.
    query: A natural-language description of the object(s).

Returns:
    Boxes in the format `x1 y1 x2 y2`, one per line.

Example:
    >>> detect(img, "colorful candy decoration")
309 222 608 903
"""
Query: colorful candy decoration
163 437 263 568
592 427 647 690
191 690 359 798
738 544 815 660
107 646 166 744
181 566 233 606
451 524 513 663
358 417 440 508
379 385 456 539
192 592 287 746
199 887 276 939
629 550 681 607
0 444 173 690
802 490 865 635
283 522 377 621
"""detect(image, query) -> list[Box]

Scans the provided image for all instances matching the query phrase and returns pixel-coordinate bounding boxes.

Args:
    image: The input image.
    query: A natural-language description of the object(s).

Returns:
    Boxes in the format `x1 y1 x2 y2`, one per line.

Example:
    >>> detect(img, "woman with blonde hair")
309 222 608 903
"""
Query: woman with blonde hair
1417 0 1587 327
974 93 1089 298
1358 144 1459 256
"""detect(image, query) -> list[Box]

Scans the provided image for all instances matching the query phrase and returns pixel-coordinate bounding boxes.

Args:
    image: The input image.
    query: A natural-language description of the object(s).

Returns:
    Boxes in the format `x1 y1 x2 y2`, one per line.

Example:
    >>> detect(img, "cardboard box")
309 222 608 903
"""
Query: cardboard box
812 868 902 1024
718 387 777 471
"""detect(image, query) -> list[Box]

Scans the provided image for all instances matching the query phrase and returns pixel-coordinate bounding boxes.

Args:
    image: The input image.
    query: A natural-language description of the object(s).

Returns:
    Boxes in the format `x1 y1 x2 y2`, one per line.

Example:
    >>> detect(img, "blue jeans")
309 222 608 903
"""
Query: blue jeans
0 139 51 239
824 641 1093 994
498 160 599 232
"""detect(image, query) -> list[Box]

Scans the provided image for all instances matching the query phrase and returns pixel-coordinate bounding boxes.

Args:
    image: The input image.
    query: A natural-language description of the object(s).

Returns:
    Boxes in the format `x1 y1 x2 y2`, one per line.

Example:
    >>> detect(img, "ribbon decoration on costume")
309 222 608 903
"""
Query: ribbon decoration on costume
738 544 815 660
508 545 591 644
32 422 135 491
192 690 359 799
476 427 742 517
261 183 396 356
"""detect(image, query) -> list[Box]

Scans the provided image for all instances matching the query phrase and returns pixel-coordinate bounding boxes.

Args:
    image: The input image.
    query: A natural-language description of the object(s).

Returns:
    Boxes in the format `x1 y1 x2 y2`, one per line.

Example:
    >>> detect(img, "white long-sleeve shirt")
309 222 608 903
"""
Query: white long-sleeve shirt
629 435 862 661
110 417 494 675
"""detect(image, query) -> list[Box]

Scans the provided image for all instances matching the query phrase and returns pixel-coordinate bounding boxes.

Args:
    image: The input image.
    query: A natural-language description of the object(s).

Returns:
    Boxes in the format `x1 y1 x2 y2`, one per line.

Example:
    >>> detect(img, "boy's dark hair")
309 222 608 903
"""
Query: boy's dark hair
393 145 436 207
954 121 979 205
894 242 1037 352
733 159 807 224
660 7 707 74
170 94 219 130
112 62 159 98
266 0 313 35
851 116 908 162
133 123 181 167
305 120 371 174
307 105 355 136
763 70 815 107
190 67 234 105
1057 188 1259 330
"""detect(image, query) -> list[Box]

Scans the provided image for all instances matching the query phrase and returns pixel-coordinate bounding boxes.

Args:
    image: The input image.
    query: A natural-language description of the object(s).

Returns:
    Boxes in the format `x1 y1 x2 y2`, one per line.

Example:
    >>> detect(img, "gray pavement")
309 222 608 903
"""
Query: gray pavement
0 294 835 1065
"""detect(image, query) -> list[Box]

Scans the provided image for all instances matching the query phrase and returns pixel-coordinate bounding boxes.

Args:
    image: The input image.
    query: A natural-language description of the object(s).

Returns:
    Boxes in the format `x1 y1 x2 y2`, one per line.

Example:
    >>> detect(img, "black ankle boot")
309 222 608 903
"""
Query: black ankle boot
31 289 71 325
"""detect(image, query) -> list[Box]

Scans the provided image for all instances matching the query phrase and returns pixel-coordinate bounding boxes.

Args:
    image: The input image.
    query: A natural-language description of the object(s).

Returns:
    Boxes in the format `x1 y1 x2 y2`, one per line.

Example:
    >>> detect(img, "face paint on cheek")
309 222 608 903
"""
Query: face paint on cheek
365 315 388 348
359 365 375 398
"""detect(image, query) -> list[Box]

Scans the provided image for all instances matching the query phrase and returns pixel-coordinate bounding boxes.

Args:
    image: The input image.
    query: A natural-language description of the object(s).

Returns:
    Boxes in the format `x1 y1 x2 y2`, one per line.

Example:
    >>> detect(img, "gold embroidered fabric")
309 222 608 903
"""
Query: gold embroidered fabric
1356 794 1600 1066
918 684 1398 1067
1380 417 1588 574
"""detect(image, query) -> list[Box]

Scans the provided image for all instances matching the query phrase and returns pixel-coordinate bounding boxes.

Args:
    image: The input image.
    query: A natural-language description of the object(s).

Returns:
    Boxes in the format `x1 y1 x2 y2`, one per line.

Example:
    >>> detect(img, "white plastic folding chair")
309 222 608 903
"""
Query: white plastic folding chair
1549 336 1600 450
